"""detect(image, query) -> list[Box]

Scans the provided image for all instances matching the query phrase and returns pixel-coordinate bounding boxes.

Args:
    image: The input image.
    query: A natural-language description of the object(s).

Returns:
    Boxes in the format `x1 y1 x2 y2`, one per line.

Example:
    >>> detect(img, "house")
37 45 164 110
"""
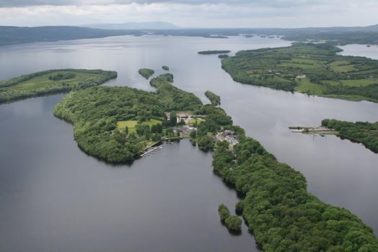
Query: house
216 130 239 147
296 74 307 80
164 112 171 121
176 112 193 124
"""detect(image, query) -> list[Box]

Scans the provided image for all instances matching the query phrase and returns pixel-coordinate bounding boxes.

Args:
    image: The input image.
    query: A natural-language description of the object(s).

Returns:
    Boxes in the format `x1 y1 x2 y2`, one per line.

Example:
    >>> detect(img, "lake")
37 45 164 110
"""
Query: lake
0 36 378 251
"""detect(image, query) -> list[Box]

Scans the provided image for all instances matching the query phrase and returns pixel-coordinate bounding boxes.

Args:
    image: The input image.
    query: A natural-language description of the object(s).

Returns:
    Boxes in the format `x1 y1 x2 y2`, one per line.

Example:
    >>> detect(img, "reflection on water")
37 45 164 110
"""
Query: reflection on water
0 36 378 251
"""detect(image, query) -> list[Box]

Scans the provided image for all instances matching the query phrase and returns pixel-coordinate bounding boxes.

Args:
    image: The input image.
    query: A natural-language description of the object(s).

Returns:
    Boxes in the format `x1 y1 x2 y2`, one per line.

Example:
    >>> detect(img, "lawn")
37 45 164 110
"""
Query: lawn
11 71 103 90
188 118 205 126
117 119 162 133
323 79 378 87
295 78 326 95
329 60 357 73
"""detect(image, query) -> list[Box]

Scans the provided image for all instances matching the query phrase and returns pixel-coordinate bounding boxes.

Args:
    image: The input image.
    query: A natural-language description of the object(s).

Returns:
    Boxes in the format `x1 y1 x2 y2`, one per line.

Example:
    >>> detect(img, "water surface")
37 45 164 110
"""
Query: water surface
0 36 378 251
0 95 255 252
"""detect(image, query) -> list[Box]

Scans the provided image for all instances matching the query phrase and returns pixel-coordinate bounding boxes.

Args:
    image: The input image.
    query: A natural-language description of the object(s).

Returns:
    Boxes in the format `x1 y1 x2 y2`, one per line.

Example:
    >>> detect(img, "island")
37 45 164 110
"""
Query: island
0 69 117 104
2 69 377 250
322 119 378 153
198 50 231 55
138 68 155 79
162 65 170 71
218 204 242 234
222 43 378 102
205 90 221 106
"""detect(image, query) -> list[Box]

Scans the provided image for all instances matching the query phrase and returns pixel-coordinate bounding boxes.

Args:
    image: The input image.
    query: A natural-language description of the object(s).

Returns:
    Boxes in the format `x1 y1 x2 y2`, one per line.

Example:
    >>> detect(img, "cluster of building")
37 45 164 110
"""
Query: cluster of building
164 111 193 124
164 111 240 146
176 112 193 124
216 130 239 146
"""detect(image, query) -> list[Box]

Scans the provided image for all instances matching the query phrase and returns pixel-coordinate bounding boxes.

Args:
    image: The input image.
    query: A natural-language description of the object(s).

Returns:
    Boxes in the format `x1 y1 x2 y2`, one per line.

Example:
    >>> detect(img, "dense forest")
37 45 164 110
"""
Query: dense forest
222 43 378 102
213 137 378 250
54 73 202 163
50 68 378 250
322 119 378 153
138 68 155 79
218 204 242 234
190 105 378 250
0 69 117 104
205 90 221 106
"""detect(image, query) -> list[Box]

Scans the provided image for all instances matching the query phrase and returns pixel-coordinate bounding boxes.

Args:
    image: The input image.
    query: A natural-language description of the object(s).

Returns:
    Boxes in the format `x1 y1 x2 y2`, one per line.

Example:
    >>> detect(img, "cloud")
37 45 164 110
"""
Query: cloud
0 0 332 7
0 0 377 28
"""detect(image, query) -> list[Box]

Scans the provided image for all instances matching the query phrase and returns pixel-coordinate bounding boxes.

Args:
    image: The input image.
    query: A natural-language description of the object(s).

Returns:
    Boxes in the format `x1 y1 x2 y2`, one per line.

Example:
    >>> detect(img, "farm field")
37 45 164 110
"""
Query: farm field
222 43 378 102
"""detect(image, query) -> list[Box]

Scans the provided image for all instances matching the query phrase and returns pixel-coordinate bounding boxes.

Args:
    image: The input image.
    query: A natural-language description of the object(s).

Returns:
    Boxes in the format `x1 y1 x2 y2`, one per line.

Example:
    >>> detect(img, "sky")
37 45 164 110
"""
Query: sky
0 0 377 28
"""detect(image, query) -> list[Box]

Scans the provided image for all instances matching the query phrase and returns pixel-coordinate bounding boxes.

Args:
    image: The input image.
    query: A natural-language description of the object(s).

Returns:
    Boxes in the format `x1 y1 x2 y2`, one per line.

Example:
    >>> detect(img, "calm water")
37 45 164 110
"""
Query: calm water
0 95 254 252
1 36 378 251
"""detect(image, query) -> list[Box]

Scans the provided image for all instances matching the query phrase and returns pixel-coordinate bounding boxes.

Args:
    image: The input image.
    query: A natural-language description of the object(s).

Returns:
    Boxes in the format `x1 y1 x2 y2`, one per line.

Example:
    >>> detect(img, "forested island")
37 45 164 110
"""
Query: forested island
222 43 378 102
138 68 155 79
198 50 231 55
322 119 378 153
2 68 377 250
0 69 117 104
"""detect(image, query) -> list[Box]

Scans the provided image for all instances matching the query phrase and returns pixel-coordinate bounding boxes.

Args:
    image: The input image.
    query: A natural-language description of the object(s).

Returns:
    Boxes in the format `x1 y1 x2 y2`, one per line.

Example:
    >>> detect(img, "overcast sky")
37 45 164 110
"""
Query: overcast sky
0 0 377 28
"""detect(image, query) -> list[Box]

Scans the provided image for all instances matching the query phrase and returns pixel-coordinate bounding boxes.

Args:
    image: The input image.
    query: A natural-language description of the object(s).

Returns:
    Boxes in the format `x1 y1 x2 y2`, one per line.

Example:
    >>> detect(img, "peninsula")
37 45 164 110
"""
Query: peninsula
0 69 117 104
205 90 221 106
322 119 378 153
222 43 378 102
54 73 202 163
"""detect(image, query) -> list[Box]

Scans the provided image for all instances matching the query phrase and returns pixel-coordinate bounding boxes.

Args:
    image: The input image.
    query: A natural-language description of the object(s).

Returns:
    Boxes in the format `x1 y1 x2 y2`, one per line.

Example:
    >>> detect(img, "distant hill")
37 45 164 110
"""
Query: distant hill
1 24 378 47
0 26 137 46
147 25 378 45
88 22 179 30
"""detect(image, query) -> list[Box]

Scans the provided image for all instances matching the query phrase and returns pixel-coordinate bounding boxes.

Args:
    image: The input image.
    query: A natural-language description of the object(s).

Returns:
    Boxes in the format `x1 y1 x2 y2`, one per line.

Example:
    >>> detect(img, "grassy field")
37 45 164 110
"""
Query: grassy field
222 43 378 102
117 119 162 133
329 60 357 73
295 78 326 95
0 69 117 104
188 118 205 126
324 79 378 87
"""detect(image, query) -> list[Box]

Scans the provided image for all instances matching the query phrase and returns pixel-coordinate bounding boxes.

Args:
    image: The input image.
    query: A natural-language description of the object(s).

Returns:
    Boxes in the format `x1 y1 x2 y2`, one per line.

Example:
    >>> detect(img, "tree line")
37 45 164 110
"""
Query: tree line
322 119 378 153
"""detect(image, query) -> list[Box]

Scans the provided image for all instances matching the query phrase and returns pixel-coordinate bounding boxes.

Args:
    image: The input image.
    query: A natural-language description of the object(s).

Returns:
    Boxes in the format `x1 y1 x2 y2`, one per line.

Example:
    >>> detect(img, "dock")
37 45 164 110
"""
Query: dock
289 126 338 135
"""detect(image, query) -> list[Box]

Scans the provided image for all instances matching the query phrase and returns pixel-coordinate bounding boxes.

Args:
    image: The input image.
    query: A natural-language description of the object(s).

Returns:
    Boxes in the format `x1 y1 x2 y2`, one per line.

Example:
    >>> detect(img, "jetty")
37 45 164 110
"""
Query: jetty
289 126 338 135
